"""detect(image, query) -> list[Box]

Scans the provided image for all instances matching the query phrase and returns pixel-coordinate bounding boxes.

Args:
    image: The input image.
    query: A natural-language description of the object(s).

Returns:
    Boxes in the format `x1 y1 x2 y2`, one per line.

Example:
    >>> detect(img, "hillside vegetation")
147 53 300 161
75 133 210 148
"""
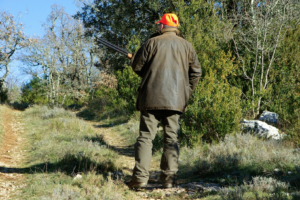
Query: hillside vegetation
1 0 300 199
7 105 297 199
1 0 298 146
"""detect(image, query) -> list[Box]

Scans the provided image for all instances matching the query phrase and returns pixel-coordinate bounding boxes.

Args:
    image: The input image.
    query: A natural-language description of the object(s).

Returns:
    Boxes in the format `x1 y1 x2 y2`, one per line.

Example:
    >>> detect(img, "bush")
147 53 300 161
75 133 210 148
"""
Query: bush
182 74 242 144
21 77 48 104
115 65 141 114
0 88 8 103
269 24 300 145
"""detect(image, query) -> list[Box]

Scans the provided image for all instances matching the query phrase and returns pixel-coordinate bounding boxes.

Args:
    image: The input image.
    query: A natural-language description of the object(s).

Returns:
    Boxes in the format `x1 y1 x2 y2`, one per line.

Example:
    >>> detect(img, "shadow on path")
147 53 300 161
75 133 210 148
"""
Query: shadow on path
84 133 135 158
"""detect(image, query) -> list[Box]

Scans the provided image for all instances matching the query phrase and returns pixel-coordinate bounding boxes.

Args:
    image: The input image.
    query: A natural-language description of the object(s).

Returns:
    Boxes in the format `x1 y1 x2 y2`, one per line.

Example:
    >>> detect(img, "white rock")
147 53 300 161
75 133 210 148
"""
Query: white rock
241 119 285 140
259 111 279 125
73 174 82 180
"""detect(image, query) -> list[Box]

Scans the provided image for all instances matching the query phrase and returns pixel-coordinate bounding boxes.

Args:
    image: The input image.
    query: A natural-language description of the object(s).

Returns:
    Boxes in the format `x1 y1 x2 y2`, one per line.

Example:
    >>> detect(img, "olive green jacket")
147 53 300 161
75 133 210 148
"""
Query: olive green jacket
130 28 201 113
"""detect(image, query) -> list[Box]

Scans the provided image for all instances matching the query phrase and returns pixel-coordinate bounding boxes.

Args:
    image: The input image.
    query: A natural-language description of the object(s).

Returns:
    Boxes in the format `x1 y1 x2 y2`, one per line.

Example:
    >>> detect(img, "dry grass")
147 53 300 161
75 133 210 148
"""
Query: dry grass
19 105 138 199
15 105 300 199
180 133 300 177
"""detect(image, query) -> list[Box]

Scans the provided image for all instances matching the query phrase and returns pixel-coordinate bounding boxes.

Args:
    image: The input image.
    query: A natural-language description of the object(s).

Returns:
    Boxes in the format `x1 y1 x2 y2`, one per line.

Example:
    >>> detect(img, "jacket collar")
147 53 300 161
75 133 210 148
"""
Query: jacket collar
149 28 185 39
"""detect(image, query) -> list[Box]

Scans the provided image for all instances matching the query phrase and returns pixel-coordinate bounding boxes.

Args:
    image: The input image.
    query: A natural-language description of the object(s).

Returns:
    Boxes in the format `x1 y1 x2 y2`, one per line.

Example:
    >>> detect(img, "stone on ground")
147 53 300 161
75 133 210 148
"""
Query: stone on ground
240 119 285 140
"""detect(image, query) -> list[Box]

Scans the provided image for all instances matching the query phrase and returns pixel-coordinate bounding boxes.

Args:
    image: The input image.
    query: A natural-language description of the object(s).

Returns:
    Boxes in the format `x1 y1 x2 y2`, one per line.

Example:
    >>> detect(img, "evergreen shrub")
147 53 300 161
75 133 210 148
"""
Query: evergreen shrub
269 24 300 145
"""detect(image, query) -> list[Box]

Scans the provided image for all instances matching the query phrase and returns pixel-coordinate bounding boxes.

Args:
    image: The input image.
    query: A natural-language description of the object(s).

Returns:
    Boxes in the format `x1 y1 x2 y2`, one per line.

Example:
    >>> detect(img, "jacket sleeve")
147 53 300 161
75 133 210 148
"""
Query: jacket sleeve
130 40 151 78
189 48 201 96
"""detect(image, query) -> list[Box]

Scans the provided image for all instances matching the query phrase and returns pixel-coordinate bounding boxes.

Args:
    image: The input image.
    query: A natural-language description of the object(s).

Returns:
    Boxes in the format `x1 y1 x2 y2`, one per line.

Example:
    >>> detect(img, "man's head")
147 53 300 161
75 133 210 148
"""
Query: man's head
156 13 179 31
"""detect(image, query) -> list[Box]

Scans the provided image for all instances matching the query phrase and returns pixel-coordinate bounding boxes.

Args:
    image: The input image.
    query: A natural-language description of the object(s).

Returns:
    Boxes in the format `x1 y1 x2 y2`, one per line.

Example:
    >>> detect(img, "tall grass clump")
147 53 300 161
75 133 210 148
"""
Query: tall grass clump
20 105 136 199
26 105 75 119
179 133 300 178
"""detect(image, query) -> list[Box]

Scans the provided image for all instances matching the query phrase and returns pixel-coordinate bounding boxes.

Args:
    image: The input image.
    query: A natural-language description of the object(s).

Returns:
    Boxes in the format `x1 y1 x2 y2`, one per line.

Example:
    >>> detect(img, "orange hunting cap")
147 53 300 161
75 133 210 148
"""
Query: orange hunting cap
155 13 179 27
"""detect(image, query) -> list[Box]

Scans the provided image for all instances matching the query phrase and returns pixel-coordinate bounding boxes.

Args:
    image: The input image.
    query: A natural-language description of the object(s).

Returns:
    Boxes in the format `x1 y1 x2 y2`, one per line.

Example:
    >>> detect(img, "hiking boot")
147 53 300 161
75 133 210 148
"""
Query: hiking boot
127 181 147 189
160 173 176 188
162 182 173 188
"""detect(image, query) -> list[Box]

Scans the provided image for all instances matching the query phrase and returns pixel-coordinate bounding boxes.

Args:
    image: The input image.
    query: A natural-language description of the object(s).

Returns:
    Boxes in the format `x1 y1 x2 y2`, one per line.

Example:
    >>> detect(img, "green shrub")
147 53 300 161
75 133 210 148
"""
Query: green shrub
21 77 48 104
269 24 300 145
115 65 141 114
182 74 242 144
171 0 243 145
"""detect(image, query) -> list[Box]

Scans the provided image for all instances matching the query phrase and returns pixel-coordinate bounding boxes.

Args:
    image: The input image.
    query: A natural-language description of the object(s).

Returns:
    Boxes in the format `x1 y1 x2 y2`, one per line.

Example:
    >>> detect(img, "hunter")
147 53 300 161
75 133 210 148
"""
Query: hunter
128 13 201 189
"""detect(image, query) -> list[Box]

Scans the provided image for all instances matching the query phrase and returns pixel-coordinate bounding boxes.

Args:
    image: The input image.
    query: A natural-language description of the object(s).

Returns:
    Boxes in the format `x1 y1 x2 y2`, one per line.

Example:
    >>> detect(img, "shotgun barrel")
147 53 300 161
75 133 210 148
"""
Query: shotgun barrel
96 37 132 59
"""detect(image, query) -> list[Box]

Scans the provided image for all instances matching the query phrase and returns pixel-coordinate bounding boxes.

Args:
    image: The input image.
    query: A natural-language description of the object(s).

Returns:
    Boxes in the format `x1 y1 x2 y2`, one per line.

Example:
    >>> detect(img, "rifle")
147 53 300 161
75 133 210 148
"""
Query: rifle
96 37 132 59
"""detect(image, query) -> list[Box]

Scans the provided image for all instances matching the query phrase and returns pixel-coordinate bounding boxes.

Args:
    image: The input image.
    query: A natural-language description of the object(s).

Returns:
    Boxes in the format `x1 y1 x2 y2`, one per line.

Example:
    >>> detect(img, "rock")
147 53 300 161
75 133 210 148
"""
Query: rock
205 186 221 192
73 174 82 180
114 171 124 178
259 111 279 125
241 119 285 140
176 189 185 193
205 183 219 187
185 182 221 193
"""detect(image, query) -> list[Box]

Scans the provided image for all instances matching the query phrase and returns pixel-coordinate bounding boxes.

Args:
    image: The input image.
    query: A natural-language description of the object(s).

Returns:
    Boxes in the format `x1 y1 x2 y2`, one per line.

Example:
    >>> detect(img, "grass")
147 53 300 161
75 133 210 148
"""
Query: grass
18 105 138 199
179 134 300 181
11 104 300 199
109 115 300 199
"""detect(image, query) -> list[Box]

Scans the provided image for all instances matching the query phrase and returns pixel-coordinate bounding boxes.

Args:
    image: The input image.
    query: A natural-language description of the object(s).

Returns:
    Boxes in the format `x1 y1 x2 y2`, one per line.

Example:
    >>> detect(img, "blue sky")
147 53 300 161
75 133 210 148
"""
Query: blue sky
0 0 80 85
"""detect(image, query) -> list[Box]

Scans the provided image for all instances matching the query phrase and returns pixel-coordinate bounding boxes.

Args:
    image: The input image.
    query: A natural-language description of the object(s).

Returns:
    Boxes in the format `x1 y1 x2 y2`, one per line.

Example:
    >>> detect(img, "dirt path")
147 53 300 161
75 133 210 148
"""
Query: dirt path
0 106 26 200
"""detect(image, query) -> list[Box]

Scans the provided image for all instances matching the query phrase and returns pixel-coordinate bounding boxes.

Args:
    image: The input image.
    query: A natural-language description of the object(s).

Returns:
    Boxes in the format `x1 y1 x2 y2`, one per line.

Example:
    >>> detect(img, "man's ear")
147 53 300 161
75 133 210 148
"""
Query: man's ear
161 23 164 30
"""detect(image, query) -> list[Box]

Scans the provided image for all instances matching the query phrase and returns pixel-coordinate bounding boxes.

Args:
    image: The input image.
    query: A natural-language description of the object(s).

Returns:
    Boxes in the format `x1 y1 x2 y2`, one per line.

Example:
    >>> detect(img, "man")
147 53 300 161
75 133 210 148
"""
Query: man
128 13 201 189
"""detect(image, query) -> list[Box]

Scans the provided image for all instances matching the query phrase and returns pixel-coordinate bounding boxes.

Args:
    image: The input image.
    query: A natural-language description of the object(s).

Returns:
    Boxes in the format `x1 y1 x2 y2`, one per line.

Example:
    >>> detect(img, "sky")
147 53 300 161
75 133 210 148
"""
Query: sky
0 0 81 85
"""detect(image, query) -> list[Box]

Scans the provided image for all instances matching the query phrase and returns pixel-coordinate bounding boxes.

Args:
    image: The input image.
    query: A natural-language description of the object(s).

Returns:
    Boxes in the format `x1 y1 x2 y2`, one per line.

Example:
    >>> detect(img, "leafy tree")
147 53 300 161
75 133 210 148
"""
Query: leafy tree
23 5 100 106
0 11 27 102
6 74 21 103
74 0 176 70
229 0 300 118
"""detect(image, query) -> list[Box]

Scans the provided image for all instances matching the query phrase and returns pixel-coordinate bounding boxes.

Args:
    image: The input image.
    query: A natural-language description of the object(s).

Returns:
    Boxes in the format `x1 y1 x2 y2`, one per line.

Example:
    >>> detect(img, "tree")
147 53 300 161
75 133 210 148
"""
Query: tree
6 74 21 103
74 0 176 71
23 5 101 106
0 11 27 102
229 0 300 118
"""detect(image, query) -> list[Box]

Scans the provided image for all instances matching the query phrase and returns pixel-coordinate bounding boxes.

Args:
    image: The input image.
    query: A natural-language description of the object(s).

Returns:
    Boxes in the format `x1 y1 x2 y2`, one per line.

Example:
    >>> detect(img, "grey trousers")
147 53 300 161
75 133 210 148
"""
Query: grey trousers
132 110 181 183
